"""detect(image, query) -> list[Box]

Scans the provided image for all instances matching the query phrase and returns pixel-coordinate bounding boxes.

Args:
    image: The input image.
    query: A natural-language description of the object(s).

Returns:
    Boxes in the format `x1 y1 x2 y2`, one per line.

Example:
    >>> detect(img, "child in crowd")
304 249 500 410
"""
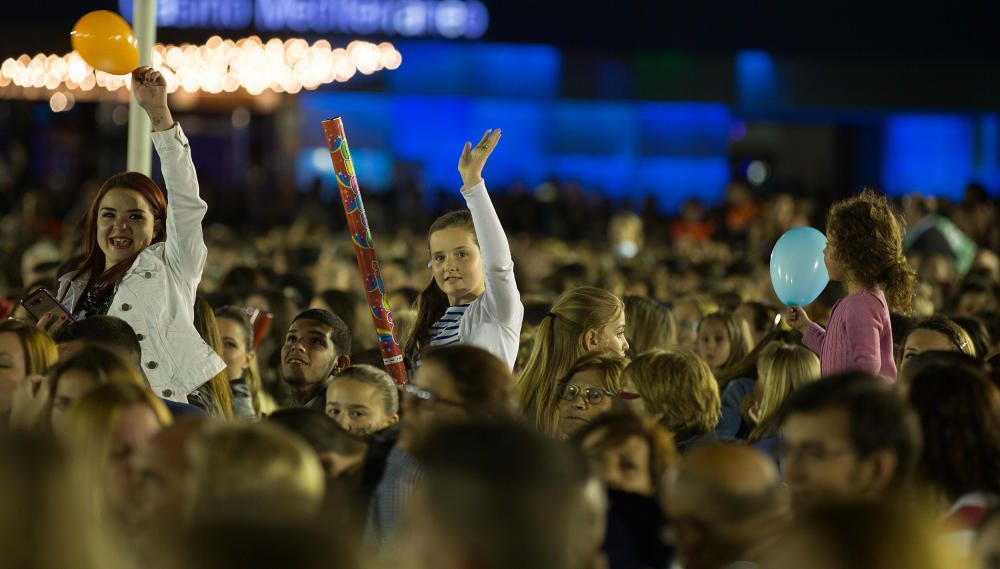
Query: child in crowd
325 365 399 436
696 311 753 386
404 129 524 370
787 191 916 382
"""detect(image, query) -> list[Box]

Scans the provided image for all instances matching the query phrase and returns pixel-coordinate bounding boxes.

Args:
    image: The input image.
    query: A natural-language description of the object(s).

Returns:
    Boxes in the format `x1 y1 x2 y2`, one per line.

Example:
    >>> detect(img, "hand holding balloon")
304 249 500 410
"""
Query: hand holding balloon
131 67 174 132
784 305 813 332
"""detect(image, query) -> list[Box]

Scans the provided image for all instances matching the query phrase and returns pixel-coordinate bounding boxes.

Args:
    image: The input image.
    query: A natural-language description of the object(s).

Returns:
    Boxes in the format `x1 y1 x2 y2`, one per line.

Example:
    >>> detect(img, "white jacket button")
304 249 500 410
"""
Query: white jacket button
162 389 173 397
146 361 158 369
121 303 132 311
144 272 152 279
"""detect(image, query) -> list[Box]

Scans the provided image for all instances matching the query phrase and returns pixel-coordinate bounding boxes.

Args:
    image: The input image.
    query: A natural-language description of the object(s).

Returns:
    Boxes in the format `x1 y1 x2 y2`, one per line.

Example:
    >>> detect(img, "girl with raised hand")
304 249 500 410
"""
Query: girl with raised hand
404 129 524 370
51 67 225 403
786 191 916 383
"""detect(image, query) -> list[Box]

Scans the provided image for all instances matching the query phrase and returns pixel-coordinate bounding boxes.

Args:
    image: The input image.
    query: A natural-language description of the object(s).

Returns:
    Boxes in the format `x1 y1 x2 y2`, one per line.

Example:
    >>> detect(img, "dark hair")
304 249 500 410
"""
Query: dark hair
213 307 253 351
898 351 988 391
903 315 976 357
221 266 267 303
52 315 142 367
267 408 367 457
74 172 167 289
776 372 922 490
412 420 582 569
405 210 477 363
291 309 353 357
827 190 916 313
523 299 555 329
421 345 515 420
177 522 359 569
908 367 1000 500
951 316 990 359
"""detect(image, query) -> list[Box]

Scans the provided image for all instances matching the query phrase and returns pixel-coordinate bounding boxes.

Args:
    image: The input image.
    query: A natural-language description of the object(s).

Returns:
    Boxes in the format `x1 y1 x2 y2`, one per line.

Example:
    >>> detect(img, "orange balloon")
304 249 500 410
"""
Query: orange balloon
70 10 139 76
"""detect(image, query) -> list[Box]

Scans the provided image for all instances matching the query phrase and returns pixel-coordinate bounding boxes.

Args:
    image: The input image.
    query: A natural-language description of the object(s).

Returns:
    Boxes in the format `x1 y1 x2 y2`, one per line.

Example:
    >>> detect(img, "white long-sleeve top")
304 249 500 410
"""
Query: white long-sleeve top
426 181 523 369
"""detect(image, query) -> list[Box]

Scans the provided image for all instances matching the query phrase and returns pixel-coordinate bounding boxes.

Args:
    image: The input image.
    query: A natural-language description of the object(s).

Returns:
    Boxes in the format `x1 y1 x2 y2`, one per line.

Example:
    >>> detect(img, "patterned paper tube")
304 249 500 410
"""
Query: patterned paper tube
321 117 407 384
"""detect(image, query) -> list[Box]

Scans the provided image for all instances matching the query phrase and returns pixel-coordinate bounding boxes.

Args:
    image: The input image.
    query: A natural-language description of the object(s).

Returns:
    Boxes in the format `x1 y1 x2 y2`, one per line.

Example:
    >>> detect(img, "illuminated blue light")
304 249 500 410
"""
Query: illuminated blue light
735 50 779 110
882 115 974 199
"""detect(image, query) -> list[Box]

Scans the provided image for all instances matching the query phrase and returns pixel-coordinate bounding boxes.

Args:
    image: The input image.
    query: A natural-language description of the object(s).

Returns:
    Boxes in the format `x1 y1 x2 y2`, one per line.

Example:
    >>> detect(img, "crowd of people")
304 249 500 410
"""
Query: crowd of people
2 67 1000 569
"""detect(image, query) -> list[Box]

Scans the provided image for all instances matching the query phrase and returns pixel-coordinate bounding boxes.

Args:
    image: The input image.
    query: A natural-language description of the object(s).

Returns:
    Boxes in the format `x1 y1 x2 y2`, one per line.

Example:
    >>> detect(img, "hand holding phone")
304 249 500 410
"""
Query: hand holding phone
19 288 75 333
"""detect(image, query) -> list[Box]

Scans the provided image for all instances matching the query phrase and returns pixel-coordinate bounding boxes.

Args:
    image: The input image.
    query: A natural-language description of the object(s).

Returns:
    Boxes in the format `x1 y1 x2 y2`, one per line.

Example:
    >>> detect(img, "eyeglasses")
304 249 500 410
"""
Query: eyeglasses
559 384 618 405
399 383 467 409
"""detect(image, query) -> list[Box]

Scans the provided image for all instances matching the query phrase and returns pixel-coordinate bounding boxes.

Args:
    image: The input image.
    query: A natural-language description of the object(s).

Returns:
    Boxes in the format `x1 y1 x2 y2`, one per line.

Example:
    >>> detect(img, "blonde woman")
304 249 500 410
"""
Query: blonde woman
551 350 628 439
190 298 234 419
747 342 821 453
623 349 720 453
65 382 172 526
624 295 676 355
518 287 629 434
0 319 57 423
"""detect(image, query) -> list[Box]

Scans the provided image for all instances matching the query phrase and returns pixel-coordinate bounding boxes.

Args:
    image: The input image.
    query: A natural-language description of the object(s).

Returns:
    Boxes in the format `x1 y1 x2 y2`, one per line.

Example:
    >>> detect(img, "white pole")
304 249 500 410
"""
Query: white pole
126 0 156 174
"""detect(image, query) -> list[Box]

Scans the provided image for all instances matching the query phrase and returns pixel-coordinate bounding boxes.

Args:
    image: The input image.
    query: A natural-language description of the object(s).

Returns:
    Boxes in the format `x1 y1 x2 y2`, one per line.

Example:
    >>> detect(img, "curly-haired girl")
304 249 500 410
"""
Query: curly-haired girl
786 190 916 383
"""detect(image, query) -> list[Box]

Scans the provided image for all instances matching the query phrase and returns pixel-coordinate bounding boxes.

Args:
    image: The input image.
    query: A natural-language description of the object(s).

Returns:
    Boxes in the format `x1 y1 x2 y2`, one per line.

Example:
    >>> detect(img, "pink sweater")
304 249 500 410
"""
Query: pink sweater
802 288 897 383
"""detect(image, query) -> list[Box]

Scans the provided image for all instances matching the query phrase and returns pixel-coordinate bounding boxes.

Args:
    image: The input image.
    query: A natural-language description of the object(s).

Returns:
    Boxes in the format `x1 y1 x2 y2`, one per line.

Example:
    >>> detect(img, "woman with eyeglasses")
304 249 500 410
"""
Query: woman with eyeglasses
551 351 628 440
367 345 516 546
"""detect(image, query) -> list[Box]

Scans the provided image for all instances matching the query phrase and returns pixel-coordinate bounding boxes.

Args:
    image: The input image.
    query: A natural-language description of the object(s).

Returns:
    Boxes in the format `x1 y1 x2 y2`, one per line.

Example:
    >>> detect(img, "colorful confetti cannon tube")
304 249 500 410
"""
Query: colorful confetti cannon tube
321 117 407 384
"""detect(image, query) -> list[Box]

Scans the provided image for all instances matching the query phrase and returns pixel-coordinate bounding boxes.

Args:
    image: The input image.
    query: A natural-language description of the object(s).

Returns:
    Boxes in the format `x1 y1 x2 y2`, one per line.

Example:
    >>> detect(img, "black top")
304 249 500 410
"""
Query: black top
75 282 116 319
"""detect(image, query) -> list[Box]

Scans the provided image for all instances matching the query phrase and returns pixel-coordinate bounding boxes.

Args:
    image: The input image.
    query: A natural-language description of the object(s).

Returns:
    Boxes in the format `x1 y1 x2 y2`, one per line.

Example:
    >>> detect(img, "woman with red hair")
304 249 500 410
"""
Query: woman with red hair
50 67 224 404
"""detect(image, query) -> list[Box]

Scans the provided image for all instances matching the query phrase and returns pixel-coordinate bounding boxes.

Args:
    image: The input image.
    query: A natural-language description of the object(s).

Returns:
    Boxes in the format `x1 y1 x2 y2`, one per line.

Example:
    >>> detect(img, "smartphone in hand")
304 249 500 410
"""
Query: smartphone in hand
19 288 75 324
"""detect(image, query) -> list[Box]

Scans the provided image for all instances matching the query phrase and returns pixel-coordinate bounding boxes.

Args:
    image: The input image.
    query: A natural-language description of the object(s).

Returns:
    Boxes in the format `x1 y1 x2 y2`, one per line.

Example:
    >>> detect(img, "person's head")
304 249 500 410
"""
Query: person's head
518 287 626 432
324 364 399 436
623 349 721 440
974 508 1000 569
775 373 921 511
663 444 788 569
901 315 976 372
571 411 678 497
211 307 255 381
49 345 147 433
405 211 483 362
403 420 583 569
952 315 992 360
166 522 359 569
762 500 959 569
131 419 211 537
696 311 753 377
187 422 325 525
78 172 167 281
0 319 57 414
267 408 368 480
310 289 361 337
52 315 142 367
672 294 720 349
280 309 352 398
749 342 820 441
400 345 515 451
907 366 1000 502
955 280 1000 317
734 301 780 348
65 382 171 523
623 294 676 355
823 190 915 313
554 351 628 439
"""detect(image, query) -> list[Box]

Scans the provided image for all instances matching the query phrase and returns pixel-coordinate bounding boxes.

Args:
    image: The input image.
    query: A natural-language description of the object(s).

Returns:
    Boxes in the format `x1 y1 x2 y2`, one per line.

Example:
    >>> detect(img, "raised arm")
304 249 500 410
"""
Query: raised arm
132 67 209 284
458 130 522 326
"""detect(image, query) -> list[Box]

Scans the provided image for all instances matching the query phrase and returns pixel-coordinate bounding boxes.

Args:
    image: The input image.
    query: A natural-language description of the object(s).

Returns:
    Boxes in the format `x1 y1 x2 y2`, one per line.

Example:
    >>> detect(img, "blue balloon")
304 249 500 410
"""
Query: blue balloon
770 227 830 306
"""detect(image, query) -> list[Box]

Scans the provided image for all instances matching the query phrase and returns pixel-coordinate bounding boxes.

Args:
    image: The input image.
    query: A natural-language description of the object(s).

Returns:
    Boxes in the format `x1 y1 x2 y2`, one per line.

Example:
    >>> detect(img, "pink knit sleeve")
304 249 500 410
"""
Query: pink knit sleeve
802 323 826 355
842 295 884 375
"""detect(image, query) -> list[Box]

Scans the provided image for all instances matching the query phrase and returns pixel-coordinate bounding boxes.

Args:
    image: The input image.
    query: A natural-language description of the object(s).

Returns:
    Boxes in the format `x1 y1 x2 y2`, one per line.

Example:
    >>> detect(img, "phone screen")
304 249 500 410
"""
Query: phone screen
20 289 75 323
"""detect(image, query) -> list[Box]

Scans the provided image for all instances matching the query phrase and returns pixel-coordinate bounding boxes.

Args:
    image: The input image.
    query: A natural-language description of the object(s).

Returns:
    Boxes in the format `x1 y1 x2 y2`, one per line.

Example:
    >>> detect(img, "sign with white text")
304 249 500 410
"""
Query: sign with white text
118 0 489 39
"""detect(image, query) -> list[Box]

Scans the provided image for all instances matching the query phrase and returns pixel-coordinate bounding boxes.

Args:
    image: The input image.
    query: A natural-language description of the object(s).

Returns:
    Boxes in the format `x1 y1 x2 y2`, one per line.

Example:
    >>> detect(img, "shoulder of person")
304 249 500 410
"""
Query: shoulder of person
843 288 889 313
